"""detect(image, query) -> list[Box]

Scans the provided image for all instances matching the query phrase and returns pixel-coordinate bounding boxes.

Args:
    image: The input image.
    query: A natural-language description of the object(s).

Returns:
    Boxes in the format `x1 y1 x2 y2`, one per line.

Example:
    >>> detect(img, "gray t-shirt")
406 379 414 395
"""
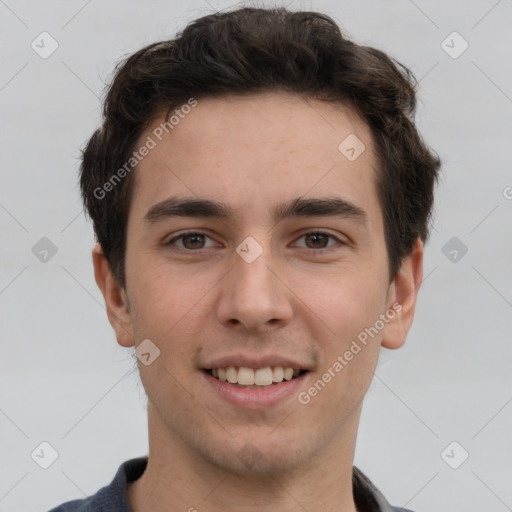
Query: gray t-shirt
47 457 415 512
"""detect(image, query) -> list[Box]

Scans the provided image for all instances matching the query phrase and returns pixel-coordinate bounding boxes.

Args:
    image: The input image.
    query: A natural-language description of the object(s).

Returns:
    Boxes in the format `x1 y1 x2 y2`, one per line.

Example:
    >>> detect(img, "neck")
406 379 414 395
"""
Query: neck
127 402 361 512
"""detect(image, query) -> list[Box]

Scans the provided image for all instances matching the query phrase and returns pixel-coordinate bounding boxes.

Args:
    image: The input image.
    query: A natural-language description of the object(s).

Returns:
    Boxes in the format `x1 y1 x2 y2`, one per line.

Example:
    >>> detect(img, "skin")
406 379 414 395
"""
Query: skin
93 91 423 512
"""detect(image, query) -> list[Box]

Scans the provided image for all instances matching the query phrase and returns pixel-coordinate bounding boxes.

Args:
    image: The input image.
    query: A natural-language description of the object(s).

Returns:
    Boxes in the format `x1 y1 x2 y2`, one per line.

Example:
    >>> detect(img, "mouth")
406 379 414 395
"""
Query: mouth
203 366 309 389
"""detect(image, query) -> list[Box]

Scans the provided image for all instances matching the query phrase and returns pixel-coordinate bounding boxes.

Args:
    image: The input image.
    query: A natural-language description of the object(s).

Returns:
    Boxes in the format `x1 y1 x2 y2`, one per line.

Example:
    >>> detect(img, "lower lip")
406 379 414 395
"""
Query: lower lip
202 370 308 409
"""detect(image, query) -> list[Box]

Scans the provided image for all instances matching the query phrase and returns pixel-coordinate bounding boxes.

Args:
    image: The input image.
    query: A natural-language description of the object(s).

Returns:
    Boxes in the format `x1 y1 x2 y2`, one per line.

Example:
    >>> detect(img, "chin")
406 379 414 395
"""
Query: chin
198 433 310 477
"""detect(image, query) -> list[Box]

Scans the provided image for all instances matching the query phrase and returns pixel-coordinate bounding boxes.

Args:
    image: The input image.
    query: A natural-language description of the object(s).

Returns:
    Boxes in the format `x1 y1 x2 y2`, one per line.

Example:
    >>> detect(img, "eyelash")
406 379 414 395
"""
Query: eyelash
165 230 345 252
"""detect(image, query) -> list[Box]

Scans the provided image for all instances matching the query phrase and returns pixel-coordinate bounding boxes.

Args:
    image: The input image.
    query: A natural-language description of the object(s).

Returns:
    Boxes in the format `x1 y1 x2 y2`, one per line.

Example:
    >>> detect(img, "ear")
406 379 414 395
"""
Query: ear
92 243 135 348
381 238 424 350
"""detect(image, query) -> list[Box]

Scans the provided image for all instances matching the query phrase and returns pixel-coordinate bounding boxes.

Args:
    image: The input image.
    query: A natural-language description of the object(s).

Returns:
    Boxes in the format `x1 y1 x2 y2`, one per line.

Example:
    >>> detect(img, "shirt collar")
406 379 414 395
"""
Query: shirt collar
353 465 400 511
101 457 401 512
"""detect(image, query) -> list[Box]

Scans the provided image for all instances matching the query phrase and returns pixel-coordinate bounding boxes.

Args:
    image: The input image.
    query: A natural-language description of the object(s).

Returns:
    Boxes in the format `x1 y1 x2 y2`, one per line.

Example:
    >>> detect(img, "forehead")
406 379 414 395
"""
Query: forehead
129 92 380 225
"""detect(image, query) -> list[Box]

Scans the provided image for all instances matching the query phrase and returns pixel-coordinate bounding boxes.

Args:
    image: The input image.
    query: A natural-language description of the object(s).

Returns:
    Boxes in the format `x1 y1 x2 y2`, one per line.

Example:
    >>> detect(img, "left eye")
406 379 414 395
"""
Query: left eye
165 231 342 251
166 232 218 250
295 232 342 250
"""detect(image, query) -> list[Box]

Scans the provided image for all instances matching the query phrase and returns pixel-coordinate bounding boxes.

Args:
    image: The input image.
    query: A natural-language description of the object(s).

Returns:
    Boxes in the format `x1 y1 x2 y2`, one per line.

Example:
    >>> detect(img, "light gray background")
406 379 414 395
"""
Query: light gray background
1 0 511 511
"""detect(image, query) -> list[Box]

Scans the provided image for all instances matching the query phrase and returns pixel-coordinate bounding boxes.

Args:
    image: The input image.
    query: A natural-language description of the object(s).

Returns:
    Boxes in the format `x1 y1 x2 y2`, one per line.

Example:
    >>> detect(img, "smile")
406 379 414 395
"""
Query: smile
202 367 310 409
204 366 309 387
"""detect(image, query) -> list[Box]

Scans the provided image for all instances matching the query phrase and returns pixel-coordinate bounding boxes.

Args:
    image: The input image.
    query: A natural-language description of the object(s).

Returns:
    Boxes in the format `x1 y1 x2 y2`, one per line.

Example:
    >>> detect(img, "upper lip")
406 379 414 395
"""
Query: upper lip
202 354 312 371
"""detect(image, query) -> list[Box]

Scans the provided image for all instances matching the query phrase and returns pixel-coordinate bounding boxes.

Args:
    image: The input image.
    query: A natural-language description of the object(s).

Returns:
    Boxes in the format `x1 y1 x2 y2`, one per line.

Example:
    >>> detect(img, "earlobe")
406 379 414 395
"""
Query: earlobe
92 243 135 348
381 238 424 350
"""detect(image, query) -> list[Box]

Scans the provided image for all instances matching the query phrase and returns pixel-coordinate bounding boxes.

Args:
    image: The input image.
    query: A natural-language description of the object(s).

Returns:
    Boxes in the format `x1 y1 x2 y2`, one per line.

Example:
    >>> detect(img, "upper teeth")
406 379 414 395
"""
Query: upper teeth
211 366 301 385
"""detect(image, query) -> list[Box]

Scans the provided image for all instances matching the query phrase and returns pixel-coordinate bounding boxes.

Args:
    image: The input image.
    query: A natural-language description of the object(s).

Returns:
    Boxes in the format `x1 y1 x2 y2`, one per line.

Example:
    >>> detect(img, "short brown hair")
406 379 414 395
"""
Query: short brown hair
80 6 441 289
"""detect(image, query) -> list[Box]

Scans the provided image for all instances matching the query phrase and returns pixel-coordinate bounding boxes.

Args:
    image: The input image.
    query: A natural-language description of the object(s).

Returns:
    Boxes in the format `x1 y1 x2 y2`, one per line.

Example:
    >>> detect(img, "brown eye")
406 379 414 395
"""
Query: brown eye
296 231 342 251
304 233 330 249
181 234 206 249
166 232 216 250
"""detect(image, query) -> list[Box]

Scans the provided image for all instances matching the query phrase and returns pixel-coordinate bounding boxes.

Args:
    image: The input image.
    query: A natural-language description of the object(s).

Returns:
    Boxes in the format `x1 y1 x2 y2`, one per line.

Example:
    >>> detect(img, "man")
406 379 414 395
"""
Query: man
48 6 440 512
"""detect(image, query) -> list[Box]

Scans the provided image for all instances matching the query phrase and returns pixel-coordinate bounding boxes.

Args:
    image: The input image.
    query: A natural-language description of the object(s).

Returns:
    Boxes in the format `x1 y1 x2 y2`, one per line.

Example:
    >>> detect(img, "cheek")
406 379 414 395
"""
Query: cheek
127 262 214 361
302 271 386 393
299 268 387 334
129 257 197 317
304 306 383 420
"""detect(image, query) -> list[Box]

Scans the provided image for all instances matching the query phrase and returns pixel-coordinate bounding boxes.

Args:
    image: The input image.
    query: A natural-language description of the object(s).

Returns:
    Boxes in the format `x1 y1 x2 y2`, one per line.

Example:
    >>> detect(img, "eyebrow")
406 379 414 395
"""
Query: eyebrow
143 196 368 225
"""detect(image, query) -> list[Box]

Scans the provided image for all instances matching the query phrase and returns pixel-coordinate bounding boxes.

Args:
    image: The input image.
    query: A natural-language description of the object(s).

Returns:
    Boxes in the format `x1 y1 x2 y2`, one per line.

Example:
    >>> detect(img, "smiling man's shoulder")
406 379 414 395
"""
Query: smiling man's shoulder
353 466 417 512
46 457 148 512
46 458 415 512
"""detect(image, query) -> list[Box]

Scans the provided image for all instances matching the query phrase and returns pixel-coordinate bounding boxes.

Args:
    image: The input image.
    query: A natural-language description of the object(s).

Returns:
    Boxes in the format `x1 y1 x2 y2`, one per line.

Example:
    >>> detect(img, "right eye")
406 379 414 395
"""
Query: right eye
164 231 219 251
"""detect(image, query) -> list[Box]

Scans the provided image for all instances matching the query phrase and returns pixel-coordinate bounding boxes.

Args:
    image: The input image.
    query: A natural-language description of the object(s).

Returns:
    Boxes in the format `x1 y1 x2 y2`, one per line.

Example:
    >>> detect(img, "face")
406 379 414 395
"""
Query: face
94 92 422 476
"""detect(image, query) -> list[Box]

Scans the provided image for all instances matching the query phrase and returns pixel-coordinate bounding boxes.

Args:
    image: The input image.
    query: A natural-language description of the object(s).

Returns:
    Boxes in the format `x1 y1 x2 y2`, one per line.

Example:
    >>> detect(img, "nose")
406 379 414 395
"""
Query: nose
215 241 294 333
